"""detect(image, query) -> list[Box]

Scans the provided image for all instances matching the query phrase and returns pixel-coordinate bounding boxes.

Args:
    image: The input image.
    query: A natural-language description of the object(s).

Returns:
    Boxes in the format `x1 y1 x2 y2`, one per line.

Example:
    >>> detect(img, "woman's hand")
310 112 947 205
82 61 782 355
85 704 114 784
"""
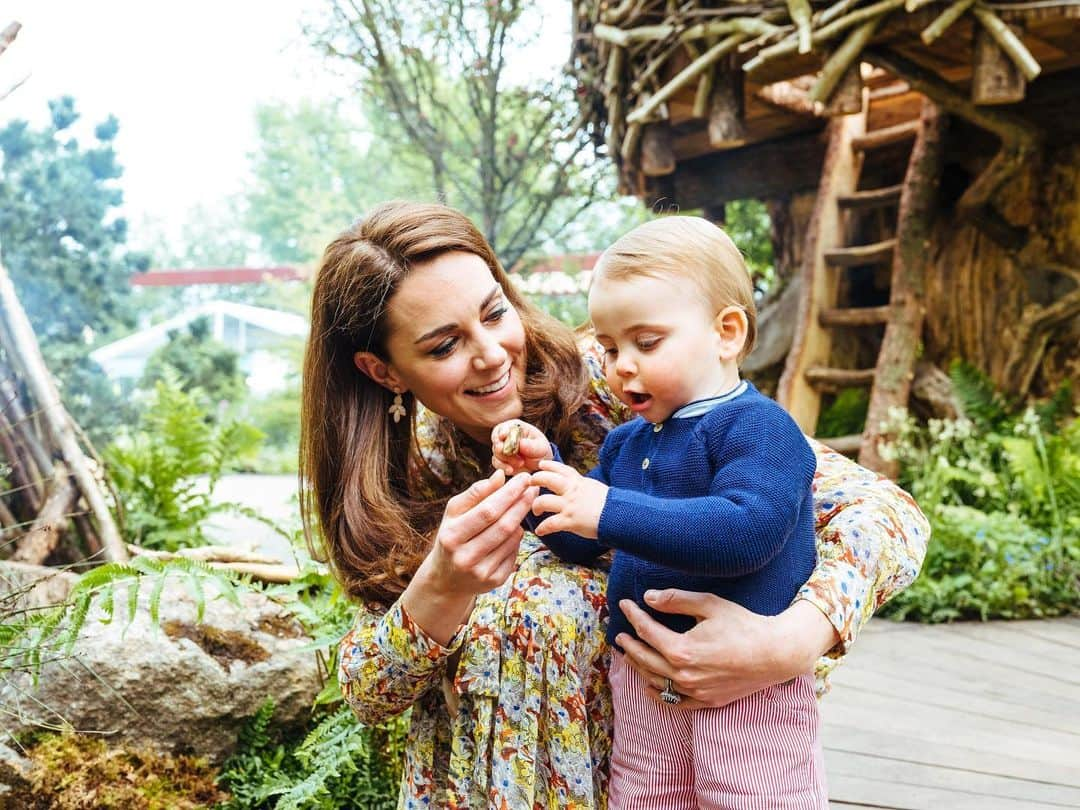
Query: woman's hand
615 591 839 708
403 469 538 644
490 419 552 475
530 459 607 539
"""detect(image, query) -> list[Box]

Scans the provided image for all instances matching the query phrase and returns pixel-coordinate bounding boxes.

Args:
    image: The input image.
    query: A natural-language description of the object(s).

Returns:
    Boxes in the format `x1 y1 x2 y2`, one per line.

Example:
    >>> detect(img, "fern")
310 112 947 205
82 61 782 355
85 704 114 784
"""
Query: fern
105 378 263 551
217 705 405 810
3 557 250 687
949 360 1012 431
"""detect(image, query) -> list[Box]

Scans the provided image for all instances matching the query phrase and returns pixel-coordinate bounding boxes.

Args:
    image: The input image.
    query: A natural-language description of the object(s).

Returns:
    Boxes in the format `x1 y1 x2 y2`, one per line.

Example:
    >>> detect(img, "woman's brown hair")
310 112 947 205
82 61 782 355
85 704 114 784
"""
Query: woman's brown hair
300 201 589 605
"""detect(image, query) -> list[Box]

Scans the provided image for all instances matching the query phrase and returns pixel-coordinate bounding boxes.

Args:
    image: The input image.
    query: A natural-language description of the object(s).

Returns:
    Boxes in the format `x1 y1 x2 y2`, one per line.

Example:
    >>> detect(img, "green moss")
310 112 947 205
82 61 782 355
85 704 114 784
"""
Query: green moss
24 733 226 809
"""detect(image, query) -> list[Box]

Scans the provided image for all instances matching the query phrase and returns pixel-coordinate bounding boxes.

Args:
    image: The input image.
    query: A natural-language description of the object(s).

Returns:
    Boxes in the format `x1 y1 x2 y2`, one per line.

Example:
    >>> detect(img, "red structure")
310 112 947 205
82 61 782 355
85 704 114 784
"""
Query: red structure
130 267 306 287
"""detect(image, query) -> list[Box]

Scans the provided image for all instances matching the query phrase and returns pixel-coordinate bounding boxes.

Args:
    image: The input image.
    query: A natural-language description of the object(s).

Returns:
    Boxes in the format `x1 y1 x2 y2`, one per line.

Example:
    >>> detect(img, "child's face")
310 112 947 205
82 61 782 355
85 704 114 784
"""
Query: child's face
589 272 742 424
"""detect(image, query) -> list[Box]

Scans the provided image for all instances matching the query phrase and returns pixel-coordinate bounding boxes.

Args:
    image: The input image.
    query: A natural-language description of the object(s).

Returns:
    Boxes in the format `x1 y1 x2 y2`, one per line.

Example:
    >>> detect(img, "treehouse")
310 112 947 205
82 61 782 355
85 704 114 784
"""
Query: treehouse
571 2 1080 474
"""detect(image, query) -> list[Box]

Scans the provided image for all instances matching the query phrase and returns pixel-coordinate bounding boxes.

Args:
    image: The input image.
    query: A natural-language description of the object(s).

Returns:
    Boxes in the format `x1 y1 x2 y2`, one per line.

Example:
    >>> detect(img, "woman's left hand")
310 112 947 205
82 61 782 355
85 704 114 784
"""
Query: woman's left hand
615 591 837 709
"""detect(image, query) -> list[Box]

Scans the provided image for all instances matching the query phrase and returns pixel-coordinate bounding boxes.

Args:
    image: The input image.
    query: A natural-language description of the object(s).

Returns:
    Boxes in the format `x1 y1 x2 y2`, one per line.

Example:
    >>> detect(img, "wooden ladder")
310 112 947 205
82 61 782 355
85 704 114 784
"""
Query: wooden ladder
778 84 945 476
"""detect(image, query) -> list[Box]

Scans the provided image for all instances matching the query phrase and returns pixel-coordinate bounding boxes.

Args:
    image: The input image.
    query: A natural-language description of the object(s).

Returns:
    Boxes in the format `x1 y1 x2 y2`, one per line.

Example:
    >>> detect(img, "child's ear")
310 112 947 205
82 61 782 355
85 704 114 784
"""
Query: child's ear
353 351 405 393
713 306 748 362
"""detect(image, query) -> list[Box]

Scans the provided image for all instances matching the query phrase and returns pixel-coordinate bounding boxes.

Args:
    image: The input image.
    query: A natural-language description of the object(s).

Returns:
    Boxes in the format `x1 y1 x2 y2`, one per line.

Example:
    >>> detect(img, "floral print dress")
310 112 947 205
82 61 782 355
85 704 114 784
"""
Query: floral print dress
338 344 930 809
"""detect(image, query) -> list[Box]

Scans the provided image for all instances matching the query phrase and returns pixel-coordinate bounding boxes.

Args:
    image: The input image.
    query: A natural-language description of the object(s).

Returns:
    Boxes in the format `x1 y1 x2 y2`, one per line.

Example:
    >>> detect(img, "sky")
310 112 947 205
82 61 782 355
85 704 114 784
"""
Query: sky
1 1 346 246
1 1 573 255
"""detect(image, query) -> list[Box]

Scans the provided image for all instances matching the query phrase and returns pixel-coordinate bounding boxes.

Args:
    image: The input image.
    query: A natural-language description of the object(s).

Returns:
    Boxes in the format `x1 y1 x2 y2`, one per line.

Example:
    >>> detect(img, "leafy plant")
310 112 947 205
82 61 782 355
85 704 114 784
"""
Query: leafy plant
816 388 869 439
141 317 248 410
882 505 1075 622
877 365 1079 622
4 556 245 693
217 700 406 810
216 567 407 809
105 378 263 550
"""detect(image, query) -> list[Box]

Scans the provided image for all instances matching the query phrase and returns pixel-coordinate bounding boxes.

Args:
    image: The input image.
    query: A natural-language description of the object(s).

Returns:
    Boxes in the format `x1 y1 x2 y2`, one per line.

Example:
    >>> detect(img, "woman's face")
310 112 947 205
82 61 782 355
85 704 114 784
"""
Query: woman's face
381 251 527 442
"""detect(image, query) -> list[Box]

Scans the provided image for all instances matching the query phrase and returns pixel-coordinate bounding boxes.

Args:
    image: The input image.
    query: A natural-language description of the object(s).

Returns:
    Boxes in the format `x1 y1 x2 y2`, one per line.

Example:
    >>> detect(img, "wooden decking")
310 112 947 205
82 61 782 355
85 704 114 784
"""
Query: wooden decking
823 616 1080 809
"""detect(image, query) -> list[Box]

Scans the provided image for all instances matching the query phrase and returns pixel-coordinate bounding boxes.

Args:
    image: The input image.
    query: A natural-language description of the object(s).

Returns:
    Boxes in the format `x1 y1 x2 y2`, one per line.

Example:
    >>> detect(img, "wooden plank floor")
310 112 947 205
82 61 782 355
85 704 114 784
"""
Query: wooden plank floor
823 617 1080 809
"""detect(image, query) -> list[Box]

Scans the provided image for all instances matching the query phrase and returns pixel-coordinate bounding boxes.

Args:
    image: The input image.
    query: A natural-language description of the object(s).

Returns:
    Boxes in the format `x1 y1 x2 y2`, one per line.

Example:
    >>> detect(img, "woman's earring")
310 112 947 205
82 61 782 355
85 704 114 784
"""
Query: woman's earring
388 391 407 424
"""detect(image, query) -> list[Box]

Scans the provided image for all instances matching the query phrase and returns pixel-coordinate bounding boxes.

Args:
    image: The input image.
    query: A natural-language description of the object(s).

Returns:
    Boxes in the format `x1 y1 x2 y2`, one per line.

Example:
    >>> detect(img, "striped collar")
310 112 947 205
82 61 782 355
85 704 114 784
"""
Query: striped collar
670 380 749 420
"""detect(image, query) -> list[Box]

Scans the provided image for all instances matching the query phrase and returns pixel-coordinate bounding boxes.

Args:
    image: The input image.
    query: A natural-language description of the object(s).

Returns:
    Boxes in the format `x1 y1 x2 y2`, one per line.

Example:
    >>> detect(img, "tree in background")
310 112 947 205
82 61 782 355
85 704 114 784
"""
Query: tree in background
140 316 247 410
245 100 385 264
0 97 148 441
0 97 145 345
308 0 606 269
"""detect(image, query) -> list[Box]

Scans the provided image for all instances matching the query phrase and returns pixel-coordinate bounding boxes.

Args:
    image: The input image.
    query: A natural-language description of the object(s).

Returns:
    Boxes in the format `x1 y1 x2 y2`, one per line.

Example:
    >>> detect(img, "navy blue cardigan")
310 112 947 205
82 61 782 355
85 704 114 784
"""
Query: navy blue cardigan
536 382 817 649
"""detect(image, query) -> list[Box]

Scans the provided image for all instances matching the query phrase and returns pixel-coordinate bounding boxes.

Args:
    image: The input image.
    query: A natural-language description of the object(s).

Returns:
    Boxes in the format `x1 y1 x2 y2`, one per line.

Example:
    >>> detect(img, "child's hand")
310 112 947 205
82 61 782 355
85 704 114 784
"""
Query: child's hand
491 419 552 475
530 459 607 540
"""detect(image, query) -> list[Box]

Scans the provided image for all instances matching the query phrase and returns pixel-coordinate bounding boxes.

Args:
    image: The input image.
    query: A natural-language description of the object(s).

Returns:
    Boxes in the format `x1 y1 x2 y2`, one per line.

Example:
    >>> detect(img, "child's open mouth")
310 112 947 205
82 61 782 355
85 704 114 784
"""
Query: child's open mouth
627 391 652 410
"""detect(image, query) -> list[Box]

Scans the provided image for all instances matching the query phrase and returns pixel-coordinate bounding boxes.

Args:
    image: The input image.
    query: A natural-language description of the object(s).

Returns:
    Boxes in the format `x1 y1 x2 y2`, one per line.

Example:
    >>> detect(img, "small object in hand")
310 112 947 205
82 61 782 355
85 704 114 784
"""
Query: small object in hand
660 678 682 705
502 423 522 456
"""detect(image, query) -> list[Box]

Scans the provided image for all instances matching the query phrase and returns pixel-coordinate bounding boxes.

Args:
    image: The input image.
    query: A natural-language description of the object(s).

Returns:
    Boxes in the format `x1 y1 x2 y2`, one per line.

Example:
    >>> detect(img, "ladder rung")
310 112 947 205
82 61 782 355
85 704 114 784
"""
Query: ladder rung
837 185 903 211
805 367 876 391
869 82 911 102
851 120 919 152
819 305 892 327
825 238 897 267
818 433 863 455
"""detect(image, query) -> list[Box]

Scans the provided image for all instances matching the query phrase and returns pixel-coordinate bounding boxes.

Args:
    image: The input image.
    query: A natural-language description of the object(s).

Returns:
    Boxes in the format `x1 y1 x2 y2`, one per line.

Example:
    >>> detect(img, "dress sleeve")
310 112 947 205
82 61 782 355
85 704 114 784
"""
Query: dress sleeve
338 597 467 725
798 439 930 656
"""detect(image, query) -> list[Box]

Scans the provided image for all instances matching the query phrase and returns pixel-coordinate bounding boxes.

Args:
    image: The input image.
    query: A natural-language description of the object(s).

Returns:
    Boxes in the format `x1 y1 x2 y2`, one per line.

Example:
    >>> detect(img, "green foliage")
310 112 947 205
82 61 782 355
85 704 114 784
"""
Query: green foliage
217 702 406 810
141 317 248 408
0 97 149 442
3 555 246 701
105 379 263 550
724 199 775 293
245 100 393 264
815 388 869 439
878 367 1080 622
309 1 607 269
246 385 301 473
883 505 1076 622
217 568 406 808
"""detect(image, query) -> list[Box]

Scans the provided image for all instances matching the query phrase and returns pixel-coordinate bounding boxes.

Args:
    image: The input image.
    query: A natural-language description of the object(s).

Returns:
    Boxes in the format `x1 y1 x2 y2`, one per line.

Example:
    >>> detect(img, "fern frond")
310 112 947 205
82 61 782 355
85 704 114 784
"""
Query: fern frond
949 360 1012 430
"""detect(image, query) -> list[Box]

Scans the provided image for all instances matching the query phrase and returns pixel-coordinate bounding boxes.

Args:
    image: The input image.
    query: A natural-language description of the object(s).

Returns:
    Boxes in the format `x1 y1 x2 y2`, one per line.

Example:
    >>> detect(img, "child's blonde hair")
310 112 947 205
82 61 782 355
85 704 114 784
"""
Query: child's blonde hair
592 216 757 361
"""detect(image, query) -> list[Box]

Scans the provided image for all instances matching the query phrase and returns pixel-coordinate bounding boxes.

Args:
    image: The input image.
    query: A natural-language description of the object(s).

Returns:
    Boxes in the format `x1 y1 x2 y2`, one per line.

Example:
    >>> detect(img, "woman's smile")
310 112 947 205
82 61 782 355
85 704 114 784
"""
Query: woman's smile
466 368 512 397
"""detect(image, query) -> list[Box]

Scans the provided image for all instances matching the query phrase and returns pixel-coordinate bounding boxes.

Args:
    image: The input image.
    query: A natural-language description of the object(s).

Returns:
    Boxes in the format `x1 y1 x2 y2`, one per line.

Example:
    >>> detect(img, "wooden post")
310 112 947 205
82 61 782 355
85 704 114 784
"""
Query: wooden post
825 62 865 116
641 122 676 176
777 114 867 433
972 21 1025 105
0 250 127 563
11 463 77 564
708 65 746 148
860 102 947 476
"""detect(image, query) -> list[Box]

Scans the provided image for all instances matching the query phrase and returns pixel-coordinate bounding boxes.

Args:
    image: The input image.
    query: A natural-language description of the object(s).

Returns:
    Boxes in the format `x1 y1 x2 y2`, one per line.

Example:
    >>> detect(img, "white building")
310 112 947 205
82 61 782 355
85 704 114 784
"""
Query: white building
90 300 308 396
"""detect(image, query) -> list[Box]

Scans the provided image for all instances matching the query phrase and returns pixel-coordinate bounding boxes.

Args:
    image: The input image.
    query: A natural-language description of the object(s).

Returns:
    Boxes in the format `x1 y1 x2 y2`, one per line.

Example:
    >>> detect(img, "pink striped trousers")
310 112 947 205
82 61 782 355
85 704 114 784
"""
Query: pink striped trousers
608 653 828 810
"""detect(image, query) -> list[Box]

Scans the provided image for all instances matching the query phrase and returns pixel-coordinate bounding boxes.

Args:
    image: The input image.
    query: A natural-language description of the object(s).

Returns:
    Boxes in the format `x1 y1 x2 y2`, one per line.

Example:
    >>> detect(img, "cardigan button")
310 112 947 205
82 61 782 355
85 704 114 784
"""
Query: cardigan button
653 423 663 432
641 458 650 469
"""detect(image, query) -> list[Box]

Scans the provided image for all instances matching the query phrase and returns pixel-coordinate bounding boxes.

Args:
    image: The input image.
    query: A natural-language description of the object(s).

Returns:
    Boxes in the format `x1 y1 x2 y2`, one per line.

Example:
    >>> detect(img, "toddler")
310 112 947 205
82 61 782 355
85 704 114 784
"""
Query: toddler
492 216 827 809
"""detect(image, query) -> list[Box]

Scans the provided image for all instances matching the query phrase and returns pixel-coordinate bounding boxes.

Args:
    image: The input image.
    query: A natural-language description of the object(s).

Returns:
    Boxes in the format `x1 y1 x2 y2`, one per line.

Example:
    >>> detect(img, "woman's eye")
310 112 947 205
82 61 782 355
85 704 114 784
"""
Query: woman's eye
431 338 457 358
485 305 508 323
637 337 661 351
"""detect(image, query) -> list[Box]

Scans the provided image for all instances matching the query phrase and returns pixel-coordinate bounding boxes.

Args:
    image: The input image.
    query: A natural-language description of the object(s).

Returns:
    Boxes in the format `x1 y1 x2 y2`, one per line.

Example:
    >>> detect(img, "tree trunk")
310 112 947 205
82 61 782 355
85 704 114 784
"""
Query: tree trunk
921 143 1080 399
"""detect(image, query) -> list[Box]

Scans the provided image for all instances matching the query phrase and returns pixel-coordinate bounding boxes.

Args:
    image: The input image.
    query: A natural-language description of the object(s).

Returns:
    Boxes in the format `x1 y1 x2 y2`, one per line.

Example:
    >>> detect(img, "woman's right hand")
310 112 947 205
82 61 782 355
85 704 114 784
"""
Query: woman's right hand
403 469 537 644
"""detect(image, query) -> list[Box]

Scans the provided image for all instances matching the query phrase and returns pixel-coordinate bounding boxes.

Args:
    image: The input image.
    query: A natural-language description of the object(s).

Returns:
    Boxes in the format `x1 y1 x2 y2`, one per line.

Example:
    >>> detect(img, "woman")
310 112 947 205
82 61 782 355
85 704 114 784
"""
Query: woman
300 201 929 809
